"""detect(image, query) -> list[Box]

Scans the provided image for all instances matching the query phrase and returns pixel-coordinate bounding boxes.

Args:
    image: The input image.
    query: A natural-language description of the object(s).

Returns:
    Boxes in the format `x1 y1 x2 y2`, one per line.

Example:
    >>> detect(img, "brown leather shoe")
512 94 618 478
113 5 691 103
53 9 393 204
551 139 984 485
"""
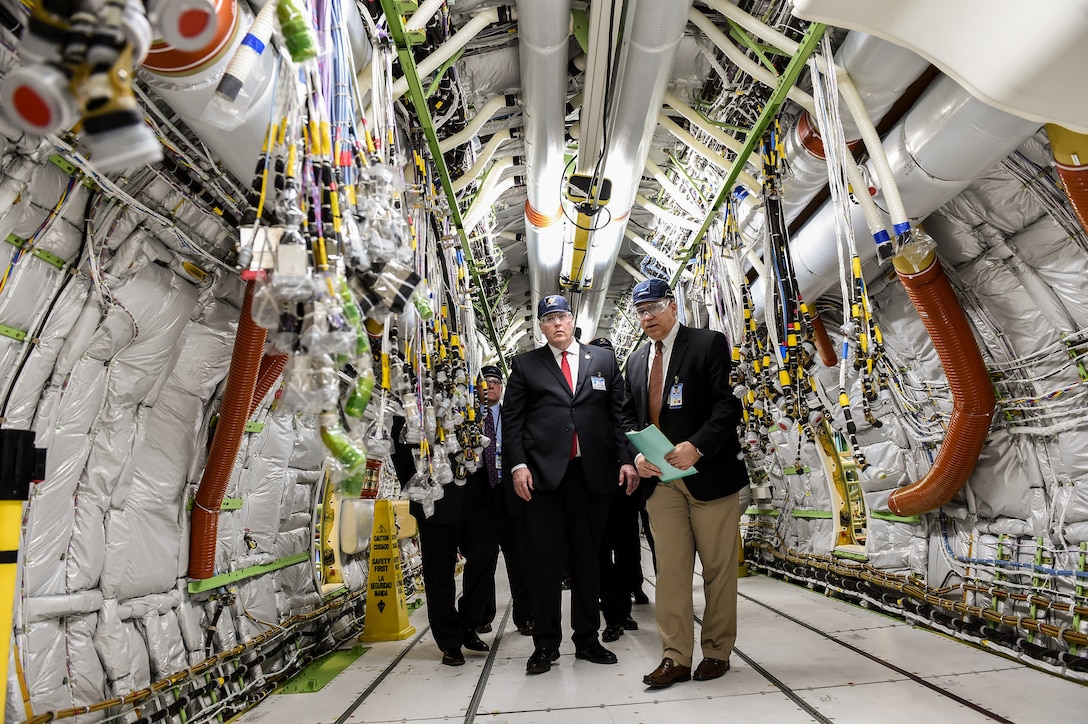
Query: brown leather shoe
642 657 691 689
692 657 730 681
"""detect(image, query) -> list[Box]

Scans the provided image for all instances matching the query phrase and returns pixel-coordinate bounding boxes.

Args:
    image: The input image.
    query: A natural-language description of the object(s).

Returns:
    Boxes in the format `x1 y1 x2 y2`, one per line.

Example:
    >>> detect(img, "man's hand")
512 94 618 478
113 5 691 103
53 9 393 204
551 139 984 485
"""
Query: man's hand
513 467 534 501
634 452 661 479
619 464 640 496
664 441 701 470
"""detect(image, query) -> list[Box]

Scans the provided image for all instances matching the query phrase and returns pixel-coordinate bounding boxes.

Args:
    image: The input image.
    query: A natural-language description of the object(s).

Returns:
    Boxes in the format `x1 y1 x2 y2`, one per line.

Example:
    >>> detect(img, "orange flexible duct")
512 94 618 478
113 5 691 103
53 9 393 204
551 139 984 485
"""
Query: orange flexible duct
524 200 563 227
887 250 995 516
1046 124 1088 236
809 311 838 367
248 354 287 417
189 280 268 579
796 111 863 159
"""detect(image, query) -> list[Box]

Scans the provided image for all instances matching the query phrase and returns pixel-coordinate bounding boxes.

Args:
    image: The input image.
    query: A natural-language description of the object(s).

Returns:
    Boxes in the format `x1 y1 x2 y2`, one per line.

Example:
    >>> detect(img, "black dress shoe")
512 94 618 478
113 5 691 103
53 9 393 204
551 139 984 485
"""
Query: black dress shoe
476 623 493 634
463 629 490 652
517 620 535 636
441 648 465 666
602 623 624 642
643 657 691 688
526 647 560 674
621 616 638 631
632 588 650 604
574 642 618 665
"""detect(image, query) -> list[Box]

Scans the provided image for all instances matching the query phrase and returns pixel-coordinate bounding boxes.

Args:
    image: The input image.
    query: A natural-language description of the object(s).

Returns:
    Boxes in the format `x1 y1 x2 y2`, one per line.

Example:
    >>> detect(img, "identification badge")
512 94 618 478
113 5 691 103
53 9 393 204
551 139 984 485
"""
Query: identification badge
668 382 683 408
591 375 607 391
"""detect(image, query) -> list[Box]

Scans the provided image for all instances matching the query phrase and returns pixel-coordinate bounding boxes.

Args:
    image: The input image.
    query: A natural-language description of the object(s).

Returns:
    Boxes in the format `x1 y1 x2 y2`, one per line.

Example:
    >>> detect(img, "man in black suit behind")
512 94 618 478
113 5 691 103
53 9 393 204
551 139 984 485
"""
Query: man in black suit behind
622 278 750 689
503 294 639 675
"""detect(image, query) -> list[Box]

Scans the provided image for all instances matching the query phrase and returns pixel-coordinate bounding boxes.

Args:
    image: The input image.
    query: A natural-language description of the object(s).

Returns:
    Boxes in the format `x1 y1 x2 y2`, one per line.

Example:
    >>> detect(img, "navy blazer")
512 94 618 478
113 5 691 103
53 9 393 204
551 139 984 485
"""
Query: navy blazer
623 325 749 501
503 341 633 494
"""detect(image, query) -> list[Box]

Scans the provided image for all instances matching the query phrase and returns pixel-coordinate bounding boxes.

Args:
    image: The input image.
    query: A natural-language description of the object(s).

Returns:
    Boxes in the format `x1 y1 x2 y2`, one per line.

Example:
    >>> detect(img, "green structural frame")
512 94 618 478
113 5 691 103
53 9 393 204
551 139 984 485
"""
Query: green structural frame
378 0 507 375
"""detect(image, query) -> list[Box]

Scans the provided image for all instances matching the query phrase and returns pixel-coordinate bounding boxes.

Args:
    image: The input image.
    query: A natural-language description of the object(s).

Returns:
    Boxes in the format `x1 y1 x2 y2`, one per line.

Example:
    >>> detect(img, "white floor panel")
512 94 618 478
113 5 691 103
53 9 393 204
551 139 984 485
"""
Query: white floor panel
238 564 1088 724
921 667 1088 722
738 574 905 633
601 690 818 723
793 679 1000 724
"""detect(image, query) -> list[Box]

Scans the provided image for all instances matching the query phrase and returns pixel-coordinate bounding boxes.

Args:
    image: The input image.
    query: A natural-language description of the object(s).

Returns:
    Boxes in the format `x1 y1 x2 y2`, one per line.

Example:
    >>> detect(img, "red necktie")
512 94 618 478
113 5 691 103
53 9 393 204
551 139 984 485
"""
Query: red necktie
648 341 664 427
561 350 577 459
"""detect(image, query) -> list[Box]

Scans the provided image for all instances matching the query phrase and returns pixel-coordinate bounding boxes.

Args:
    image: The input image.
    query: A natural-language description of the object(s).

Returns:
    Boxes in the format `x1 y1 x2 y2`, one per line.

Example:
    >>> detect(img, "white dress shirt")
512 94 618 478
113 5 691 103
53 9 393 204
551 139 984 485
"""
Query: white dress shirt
647 321 682 399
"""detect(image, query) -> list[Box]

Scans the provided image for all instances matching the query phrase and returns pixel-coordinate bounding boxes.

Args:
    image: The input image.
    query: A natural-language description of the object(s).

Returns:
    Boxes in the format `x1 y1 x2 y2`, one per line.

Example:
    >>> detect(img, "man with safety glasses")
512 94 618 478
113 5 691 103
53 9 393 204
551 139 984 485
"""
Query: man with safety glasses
622 278 749 690
503 294 639 675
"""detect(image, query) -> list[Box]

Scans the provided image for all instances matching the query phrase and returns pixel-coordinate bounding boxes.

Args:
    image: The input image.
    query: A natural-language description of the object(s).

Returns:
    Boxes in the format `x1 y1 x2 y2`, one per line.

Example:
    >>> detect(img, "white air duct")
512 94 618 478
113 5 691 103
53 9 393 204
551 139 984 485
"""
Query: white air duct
575 0 696 340
517 0 573 313
751 73 1041 315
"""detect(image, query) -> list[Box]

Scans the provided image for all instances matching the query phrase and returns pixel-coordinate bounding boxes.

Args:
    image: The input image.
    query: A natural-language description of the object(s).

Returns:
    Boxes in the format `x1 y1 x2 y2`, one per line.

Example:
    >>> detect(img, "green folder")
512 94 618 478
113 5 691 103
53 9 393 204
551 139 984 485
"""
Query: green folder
625 426 698 482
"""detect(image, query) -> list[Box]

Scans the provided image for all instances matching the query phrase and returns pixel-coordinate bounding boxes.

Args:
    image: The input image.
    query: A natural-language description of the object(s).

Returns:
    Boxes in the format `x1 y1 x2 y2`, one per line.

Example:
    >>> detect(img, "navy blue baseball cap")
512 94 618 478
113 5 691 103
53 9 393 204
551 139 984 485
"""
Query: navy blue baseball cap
537 294 572 318
588 337 613 350
631 278 673 305
480 364 503 381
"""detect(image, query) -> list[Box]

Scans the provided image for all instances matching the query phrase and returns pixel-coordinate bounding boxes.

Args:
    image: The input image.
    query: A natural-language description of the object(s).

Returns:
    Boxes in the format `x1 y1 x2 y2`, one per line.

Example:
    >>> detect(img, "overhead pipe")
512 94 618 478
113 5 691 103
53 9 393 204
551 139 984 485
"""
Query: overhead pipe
190 280 267 579
663 90 761 177
438 94 520 153
463 173 523 232
451 131 515 192
752 73 1041 316
404 0 446 32
517 0 573 311
635 194 700 231
688 8 816 115
887 247 995 516
646 159 705 219
696 0 800 55
657 113 761 193
391 7 507 100
1045 124 1088 235
575 0 696 339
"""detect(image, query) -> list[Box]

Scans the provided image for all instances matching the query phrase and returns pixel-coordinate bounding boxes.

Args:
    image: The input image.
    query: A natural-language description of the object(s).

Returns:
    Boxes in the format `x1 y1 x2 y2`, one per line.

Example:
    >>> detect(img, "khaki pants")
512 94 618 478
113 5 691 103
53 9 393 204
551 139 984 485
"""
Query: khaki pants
646 483 740 667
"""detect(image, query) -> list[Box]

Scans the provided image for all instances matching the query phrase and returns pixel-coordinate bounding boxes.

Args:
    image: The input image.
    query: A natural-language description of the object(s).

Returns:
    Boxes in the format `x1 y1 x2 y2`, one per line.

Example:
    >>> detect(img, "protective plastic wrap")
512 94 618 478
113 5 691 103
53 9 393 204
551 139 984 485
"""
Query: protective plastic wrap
457 47 520 105
967 430 1041 521
958 252 1072 371
21 615 106 722
1009 216 1088 329
237 576 280 642
237 411 296 563
140 608 188 679
4 277 90 429
94 599 149 699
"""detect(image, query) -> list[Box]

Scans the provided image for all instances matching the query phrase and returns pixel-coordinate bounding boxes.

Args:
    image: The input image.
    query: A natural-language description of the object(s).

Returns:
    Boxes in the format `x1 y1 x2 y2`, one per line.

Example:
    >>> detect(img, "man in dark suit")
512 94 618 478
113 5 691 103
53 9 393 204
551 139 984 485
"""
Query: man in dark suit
622 278 749 689
392 409 498 667
588 336 643 643
503 294 639 675
476 364 534 637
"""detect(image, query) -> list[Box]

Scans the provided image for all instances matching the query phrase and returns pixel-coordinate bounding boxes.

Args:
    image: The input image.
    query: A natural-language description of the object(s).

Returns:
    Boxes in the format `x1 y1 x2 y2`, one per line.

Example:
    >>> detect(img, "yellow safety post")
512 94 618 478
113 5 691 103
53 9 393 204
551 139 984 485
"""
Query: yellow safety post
1 430 43 724
737 530 749 578
360 499 416 641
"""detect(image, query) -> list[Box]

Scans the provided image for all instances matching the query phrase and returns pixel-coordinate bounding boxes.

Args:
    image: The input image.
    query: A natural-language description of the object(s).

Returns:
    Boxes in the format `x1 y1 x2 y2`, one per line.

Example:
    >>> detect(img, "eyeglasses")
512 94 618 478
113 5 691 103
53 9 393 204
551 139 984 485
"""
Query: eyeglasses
540 311 573 325
634 300 671 319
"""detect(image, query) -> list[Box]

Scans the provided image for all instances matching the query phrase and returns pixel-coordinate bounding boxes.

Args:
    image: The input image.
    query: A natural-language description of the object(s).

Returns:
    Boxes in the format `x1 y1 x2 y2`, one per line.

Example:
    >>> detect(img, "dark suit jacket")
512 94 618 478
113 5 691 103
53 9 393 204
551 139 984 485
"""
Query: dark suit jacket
623 325 749 501
503 341 633 493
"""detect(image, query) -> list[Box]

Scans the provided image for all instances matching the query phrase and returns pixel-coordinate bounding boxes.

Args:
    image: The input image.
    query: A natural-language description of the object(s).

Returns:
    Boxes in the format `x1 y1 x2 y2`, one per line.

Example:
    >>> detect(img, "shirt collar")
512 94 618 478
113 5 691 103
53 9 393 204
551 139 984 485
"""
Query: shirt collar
654 321 681 353
549 341 578 359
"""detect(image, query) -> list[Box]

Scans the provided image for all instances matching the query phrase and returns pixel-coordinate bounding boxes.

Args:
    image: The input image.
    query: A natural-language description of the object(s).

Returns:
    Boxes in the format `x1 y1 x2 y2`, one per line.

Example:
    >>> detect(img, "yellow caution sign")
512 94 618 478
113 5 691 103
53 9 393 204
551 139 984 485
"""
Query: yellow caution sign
360 499 416 641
